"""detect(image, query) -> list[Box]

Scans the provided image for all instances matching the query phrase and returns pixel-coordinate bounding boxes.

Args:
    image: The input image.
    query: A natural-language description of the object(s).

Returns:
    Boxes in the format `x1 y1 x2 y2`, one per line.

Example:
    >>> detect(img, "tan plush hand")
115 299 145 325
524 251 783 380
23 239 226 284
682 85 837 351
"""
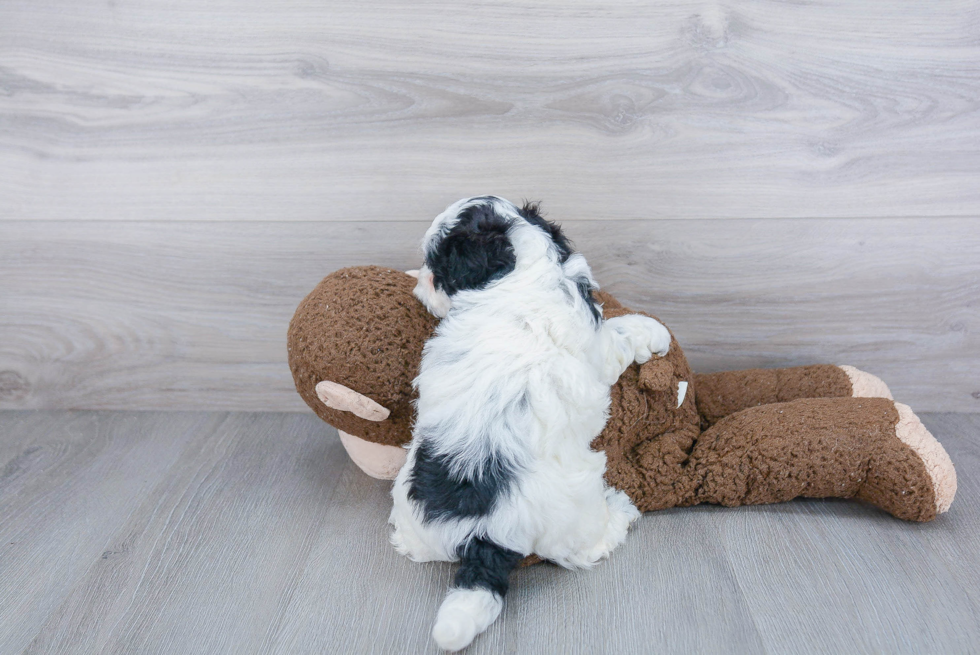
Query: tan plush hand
315 381 391 421
314 380 406 480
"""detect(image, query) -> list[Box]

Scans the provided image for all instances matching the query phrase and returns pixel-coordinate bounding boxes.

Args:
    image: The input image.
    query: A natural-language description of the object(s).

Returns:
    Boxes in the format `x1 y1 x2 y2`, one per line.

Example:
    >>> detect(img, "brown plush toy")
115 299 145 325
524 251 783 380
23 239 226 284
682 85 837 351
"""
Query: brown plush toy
288 266 956 523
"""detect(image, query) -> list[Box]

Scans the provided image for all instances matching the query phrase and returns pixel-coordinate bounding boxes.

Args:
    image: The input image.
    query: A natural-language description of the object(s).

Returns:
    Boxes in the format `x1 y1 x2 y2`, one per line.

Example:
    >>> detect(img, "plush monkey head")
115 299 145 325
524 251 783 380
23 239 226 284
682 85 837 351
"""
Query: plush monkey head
287 266 438 476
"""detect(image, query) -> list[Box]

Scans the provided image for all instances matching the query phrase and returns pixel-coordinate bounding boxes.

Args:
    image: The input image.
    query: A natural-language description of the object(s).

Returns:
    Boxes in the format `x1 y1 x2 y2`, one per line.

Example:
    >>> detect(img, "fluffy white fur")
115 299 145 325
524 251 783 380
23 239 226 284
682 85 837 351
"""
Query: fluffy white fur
431 589 503 651
389 196 671 650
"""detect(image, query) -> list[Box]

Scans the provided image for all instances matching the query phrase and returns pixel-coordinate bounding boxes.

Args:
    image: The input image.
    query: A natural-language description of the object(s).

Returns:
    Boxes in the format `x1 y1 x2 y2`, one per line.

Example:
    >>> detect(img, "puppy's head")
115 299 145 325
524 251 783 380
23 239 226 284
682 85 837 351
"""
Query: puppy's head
414 196 582 317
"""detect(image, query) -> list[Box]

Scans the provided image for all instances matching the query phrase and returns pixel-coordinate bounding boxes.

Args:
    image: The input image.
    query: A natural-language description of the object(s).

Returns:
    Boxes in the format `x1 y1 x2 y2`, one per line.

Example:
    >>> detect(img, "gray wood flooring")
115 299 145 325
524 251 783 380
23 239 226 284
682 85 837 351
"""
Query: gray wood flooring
1 410 977 654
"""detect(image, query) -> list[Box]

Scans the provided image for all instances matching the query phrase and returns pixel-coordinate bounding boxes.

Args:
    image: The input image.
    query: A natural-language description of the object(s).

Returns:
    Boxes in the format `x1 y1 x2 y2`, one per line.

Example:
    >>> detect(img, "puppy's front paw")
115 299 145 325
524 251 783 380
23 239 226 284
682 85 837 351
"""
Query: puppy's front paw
616 315 671 363
639 320 671 362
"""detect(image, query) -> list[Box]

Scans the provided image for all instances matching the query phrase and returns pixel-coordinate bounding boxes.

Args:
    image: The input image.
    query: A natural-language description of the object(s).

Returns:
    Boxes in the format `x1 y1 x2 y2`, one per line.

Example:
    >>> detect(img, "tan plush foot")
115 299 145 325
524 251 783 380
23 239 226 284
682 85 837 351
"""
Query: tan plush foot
893 404 957 514
337 430 407 480
838 365 893 400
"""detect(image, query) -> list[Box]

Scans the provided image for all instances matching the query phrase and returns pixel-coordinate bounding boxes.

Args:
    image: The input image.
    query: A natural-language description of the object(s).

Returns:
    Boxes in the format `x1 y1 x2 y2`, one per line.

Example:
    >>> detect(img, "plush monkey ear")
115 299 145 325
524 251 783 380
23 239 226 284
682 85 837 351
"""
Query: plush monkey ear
315 381 390 421
427 203 516 295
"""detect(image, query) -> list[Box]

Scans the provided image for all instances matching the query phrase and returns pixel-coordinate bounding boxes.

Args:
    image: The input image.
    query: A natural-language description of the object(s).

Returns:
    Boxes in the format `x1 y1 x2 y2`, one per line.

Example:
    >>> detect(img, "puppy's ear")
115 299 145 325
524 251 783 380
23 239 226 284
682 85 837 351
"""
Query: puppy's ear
428 204 516 295
519 200 573 262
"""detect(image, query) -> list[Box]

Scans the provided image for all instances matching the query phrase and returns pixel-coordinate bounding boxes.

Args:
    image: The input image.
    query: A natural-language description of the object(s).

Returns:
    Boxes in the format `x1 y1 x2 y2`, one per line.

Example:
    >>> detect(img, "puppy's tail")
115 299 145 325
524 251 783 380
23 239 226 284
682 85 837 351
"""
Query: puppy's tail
432 537 523 652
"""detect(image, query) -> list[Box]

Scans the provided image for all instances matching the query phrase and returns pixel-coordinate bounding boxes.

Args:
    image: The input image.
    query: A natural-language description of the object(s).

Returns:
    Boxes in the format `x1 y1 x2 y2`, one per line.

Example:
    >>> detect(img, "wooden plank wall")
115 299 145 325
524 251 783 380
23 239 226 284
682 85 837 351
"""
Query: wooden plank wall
1 1 978 412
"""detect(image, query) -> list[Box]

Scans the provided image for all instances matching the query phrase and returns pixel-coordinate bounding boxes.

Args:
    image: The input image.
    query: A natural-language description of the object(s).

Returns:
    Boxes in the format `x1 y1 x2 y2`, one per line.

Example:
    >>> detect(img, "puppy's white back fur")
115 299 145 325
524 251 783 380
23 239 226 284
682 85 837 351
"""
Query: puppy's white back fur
390 197 668 650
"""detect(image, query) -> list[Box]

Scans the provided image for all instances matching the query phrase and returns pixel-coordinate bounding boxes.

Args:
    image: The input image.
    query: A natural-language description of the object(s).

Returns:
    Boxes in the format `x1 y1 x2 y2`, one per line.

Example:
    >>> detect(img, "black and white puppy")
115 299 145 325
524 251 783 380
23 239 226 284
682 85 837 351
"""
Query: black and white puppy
390 196 671 651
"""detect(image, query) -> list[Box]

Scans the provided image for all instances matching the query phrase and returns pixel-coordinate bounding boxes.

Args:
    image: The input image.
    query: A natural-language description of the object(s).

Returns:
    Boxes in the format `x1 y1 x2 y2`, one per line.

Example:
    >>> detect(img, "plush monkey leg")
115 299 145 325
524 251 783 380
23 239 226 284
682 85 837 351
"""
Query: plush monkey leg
688 397 956 521
694 364 892 429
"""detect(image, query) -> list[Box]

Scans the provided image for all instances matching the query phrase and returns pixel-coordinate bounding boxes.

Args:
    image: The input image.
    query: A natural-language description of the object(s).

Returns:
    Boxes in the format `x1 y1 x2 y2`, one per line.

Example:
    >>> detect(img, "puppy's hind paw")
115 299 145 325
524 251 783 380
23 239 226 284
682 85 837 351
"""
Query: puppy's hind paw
566 490 641 567
389 520 442 562
601 488 641 547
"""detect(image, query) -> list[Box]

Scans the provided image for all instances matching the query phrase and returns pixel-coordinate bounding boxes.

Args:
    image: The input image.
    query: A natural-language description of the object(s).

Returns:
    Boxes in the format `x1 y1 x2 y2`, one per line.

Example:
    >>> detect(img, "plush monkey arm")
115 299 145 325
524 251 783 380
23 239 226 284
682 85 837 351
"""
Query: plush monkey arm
694 364 892 429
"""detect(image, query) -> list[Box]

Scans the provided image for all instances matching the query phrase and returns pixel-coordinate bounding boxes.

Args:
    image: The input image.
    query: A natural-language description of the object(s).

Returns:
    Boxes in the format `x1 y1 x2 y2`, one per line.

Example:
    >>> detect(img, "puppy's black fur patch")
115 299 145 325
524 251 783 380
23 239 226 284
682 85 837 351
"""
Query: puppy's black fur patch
520 200 601 325
454 537 523 598
576 276 603 325
407 439 516 523
518 201 573 263
427 202 516 295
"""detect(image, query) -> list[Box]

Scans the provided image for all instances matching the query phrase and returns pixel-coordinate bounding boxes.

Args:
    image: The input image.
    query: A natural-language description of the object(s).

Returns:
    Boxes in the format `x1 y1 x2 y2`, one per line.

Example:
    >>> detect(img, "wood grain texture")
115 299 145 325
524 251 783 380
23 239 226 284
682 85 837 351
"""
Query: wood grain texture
0 411 977 654
21 413 351 655
0 412 224 654
714 410 980 654
2 217 978 412
1 1 979 222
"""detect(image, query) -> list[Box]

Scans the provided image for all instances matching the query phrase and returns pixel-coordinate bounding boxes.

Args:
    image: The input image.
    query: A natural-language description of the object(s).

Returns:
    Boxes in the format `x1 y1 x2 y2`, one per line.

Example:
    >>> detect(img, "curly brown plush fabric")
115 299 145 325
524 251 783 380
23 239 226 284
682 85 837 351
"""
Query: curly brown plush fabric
694 365 853 429
590 304 702 512
287 266 437 446
287 266 955 522
689 397 936 521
